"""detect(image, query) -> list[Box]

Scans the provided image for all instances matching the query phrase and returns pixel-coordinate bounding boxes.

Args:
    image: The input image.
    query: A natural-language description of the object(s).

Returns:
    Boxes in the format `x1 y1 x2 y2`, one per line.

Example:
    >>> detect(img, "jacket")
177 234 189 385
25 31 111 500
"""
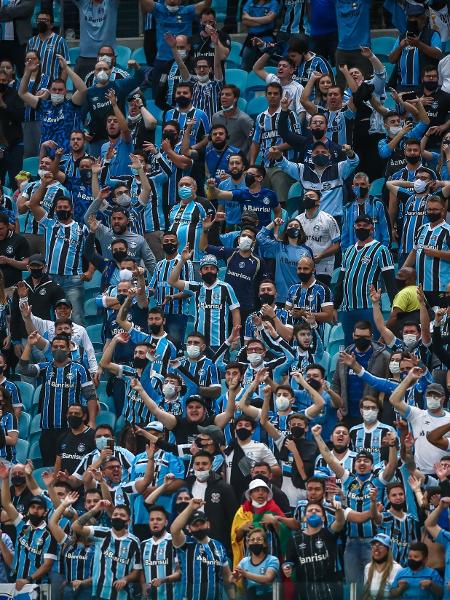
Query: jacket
0 0 35 46
331 341 390 415
0 87 24 146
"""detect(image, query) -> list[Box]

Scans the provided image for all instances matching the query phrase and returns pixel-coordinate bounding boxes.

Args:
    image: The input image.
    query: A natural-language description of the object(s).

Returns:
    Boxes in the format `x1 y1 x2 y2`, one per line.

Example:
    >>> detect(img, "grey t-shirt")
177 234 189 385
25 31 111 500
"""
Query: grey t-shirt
73 0 120 58
212 109 254 156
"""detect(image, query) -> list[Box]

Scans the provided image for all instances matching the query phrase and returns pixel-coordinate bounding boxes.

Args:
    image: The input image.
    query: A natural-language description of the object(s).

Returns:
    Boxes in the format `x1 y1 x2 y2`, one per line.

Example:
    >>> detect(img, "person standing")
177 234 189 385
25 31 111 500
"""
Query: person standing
0 0 34 75
0 68 24 189
26 11 69 81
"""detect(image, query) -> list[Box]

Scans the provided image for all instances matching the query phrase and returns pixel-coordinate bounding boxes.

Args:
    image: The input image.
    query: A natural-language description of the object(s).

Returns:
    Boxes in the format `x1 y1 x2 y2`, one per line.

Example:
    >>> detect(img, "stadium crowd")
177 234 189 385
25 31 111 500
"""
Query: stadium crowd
1 0 450 598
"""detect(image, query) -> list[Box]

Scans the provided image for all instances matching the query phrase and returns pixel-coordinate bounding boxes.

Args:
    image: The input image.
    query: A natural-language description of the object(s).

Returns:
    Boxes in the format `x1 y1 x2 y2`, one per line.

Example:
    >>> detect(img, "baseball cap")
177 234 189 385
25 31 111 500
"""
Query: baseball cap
185 395 207 408
189 510 208 524
28 253 46 266
27 495 47 509
355 450 374 463
406 3 426 16
371 533 391 548
199 254 218 269
245 478 273 500
426 383 446 396
55 298 73 308
355 214 374 225
145 421 164 432
127 91 145 103
197 425 225 446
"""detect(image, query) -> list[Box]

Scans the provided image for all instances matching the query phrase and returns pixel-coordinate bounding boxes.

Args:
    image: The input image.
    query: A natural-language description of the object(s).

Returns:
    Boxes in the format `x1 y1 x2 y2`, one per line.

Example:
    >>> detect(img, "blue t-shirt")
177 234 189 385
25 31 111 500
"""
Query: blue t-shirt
75 0 120 57
218 178 247 225
153 3 196 60
335 0 372 50
231 188 279 228
242 0 279 35
238 554 279 595
101 138 134 178
391 566 443 599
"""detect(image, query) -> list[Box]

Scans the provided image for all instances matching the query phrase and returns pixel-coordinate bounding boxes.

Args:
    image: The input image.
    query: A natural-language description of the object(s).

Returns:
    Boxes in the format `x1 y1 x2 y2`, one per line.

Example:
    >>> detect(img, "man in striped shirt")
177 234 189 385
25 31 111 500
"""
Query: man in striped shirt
26 11 69 81
84 45 130 88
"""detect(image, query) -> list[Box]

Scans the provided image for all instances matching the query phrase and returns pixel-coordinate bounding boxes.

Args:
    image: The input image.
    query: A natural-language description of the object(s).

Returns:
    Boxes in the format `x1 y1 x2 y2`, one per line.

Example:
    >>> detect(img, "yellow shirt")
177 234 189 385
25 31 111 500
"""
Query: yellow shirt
392 285 420 312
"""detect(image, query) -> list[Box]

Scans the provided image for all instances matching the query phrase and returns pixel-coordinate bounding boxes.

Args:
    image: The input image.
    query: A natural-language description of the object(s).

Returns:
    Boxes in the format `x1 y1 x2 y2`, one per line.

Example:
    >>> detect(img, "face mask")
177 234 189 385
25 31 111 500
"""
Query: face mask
115 193 131 207
427 211 442 223
245 173 256 187
221 104 235 112
96 70 109 83
201 272 216 285
133 357 148 370
197 74 210 83
355 228 371 241
30 267 44 279
298 271 312 283
426 395 442 410
307 378 322 392
162 242 178 255
306 514 322 528
286 227 300 239
353 185 369 198
259 293 274 305
389 361 400 375
191 527 209 540
354 337 371 352
67 415 83 429
290 425 305 439
79 169 91 185
275 396 291 412
119 268 133 281
175 96 191 109
111 517 127 531
112 250 127 263
238 236 253 252
405 155 420 165
311 128 324 140
362 409 378 423
247 352 263 366
186 345 201 359
403 333 417 348
178 49 188 59
251 500 266 508
162 383 177 397
423 80 438 91
150 323 162 335
52 349 68 362
236 427 252 441
389 125 402 136
166 3 179 12
413 179 428 194
162 132 177 145
194 469 210 482
56 209 71 221
37 20 49 33
407 559 423 571
116 294 127 305
99 54 112 66
11 475 25 486
178 186 193 201
28 514 44 527
176 501 189 513
51 93 65 105
248 543 264 555
38 169 50 179
303 196 317 210
312 154 329 168
95 436 109 450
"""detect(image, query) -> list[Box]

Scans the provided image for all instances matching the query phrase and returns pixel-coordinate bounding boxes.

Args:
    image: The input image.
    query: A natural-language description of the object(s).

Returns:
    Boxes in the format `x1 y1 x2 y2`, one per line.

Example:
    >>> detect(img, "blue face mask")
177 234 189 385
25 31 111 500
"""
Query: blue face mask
95 436 109 451
178 186 193 200
131 167 140 175
306 514 322 528
357 472 371 481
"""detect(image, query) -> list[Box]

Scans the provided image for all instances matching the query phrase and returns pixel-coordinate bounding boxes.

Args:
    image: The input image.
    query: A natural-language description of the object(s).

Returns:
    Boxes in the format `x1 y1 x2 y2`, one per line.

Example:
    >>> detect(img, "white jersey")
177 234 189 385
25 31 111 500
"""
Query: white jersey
265 73 305 115
430 5 450 43
405 406 450 473
297 210 341 276
224 440 278 484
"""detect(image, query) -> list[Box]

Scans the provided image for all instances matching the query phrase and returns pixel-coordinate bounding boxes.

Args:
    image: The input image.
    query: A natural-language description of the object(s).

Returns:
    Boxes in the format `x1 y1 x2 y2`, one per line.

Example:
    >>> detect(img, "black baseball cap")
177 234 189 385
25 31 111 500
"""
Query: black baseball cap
28 254 46 266
27 495 47 509
355 214 374 225
355 450 374 463
55 298 73 308
186 395 207 408
189 510 208 524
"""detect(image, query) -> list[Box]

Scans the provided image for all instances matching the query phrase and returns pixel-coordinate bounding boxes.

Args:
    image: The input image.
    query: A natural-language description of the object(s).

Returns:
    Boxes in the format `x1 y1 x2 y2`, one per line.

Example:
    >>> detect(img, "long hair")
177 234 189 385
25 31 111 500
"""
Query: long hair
281 219 307 245
362 549 395 600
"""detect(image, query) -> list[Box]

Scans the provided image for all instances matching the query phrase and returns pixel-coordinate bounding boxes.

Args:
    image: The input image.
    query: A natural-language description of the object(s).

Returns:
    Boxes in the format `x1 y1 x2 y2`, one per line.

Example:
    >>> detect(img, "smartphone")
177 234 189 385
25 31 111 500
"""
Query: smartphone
437 294 450 308
402 91 417 101
106 439 115 451
339 345 345 353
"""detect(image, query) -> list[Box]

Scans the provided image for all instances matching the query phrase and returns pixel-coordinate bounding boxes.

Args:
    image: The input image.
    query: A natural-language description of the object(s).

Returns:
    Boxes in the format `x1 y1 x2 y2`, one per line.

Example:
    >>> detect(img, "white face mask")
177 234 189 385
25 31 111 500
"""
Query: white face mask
238 236 253 252
162 383 177 398
51 93 64 105
403 333 418 348
166 3 179 12
413 179 428 194
247 352 263 367
38 169 51 179
427 395 442 410
221 104 234 112
389 125 402 136
251 499 266 508
186 345 201 359
99 54 112 66
389 361 400 375
96 70 109 83
115 193 131 207
128 113 141 123
194 469 210 482
275 396 290 412
178 49 188 59
362 409 378 423
119 268 133 281
197 74 210 83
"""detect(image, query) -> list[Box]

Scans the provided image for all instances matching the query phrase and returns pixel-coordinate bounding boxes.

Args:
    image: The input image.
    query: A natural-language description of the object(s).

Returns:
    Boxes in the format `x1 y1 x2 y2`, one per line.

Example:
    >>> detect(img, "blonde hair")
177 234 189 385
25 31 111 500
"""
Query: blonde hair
362 549 395 600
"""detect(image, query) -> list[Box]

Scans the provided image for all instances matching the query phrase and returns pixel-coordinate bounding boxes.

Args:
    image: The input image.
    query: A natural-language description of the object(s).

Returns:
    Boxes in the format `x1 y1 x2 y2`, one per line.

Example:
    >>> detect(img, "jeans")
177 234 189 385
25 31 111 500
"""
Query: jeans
340 308 379 347
165 314 188 346
344 538 372 589
49 274 84 325
63 585 93 600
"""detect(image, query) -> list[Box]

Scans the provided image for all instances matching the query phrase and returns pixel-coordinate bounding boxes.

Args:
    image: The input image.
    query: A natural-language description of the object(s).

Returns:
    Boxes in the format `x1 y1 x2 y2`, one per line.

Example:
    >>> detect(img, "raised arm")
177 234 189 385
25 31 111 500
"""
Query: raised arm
425 497 450 540
417 285 431 346
57 54 87 105
300 71 321 115
49 491 79 543
310 424 345 478
106 89 131 143
165 33 190 81
252 50 270 81
168 244 192 290
18 63 42 109
426 421 450 451
369 286 395 345
0 464 18 522
170 498 205 547
389 367 424 416
72 499 111 538
130 378 177 429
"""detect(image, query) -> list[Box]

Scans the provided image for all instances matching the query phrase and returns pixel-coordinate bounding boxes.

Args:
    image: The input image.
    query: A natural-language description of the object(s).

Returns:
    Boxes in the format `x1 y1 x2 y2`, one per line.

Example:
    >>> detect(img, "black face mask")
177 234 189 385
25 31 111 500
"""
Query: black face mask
191 527 210 541
230 170 243 181
112 250 128 263
162 242 178 255
245 173 257 187
149 324 162 335
133 357 149 369
79 169 92 185
290 426 305 439
30 267 44 279
67 415 83 429
259 293 275 305
116 294 127 305
11 475 25 486
405 155 420 164
407 559 423 571
28 514 44 526
423 80 438 92
312 154 329 168
390 501 405 511
151 528 166 538
162 132 177 145
286 227 300 239
248 543 265 555
176 501 190 513
56 209 71 221
175 96 191 109
355 228 371 241
354 337 371 351
359 186 369 198
37 20 49 33
298 271 313 283
310 129 324 140
427 211 442 223
111 517 127 531
236 427 252 441
307 378 322 391
303 196 317 209
201 272 217 285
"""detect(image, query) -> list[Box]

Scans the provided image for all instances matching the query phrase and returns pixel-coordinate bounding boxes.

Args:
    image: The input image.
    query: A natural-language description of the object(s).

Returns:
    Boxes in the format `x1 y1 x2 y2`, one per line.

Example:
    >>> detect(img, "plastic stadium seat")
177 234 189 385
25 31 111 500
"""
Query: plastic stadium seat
237 98 247 111
16 381 34 413
29 413 42 445
83 270 102 299
331 267 341 285
245 71 268 99
86 324 103 350
16 439 29 464
323 323 332 346
370 177 386 197
18 412 31 439
328 323 344 344
246 96 268 118
225 68 248 91
68 46 80 66
84 297 99 326
115 45 132 69
146 100 163 124
96 411 116 429
286 181 303 216
317 351 331 375
115 415 126 436
28 441 43 468
22 156 39 176
371 36 396 60
31 385 42 416
329 352 340 376
97 382 116 413
131 47 147 66
33 467 50 489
